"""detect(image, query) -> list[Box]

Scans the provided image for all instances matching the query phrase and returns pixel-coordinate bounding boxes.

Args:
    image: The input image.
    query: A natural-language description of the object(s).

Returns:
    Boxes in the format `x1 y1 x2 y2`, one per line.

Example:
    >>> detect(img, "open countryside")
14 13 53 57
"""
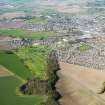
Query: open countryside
0 50 48 105
1 0 105 105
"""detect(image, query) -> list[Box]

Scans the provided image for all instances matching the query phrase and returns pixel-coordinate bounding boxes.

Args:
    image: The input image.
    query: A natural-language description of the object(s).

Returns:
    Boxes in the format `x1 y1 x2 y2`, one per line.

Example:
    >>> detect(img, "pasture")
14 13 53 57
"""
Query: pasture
16 46 50 80
0 51 33 80
0 50 48 105
0 29 56 39
0 76 47 105
26 17 48 24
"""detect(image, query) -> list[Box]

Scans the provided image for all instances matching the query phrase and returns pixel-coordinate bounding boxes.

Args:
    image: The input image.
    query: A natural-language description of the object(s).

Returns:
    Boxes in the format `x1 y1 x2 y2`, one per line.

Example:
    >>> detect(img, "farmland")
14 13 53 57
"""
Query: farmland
0 29 56 39
1 0 105 105
0 51 33 80
26 17 48 24
15 46 50 80
0 76 47 105
0 47 50 105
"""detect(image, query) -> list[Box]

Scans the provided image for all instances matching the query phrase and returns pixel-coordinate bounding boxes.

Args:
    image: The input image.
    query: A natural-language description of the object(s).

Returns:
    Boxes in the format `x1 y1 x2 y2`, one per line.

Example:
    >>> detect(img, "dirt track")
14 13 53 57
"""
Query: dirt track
0 65 12 77
56 62 105 105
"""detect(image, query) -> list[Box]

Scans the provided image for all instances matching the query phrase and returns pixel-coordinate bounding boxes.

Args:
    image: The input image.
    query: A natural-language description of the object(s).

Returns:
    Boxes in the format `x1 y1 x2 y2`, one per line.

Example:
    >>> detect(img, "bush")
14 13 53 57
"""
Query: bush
98 82 105 94
5 50 13 54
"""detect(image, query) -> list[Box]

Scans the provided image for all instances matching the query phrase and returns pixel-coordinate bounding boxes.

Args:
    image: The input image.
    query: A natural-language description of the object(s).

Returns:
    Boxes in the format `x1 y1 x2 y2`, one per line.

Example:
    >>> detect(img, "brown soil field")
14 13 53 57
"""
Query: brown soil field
56 62 105 105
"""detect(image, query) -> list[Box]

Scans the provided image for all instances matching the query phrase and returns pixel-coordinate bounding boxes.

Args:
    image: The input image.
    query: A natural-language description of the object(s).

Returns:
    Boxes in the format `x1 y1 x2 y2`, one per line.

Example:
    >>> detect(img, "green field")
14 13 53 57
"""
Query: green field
0 29 56 39
26 17 48 24
0 76 47 105
0 51 33 80
0 47 49 105
16 46 50 80
79 43 92 52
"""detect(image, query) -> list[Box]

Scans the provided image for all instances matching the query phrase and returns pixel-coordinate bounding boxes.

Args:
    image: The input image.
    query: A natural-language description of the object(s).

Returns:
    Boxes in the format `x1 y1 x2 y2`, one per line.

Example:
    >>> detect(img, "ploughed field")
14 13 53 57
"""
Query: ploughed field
0 46 49 105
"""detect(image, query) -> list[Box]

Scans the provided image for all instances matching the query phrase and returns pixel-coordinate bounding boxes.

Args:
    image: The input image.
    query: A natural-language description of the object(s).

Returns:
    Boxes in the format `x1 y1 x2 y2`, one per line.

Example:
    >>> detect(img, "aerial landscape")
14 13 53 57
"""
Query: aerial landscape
1 0 105 105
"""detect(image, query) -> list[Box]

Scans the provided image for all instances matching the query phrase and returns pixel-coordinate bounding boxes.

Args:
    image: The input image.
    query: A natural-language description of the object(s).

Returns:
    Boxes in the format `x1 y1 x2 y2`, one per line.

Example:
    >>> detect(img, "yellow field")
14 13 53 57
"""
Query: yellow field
57 62 105 105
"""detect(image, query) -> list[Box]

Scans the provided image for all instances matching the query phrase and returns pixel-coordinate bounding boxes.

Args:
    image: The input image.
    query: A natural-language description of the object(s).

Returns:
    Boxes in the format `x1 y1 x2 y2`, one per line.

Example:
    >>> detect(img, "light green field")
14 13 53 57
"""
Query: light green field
0 29 56 39
79 43 92 52
16 46 50 80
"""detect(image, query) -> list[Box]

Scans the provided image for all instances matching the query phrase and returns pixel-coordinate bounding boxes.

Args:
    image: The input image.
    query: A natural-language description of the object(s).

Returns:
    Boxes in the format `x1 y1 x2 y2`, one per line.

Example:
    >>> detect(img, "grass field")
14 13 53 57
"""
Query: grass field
26 17 48 24
0 76 47 105
16 46 50 80
79 43 92 52
0 29 56 39
0 48 49 105
0 51 33 80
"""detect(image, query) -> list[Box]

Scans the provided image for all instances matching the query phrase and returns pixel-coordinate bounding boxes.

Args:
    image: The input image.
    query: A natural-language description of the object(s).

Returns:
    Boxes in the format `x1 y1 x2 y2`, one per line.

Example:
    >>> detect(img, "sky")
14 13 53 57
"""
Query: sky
0 0 104 6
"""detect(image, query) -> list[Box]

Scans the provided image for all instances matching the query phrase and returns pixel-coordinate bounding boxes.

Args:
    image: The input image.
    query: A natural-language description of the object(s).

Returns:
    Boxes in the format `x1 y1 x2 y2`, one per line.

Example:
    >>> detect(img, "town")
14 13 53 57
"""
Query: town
1 13 105 71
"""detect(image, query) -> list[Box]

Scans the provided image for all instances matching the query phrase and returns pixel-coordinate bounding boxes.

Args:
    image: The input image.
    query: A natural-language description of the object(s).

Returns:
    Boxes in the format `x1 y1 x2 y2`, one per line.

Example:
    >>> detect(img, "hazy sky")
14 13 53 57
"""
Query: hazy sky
0 0 103 6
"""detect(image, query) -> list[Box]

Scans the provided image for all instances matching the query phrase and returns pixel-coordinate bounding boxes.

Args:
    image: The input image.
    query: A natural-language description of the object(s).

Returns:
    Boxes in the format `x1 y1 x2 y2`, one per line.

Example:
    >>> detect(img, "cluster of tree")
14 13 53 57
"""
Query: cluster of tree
45 51 60 105
12 16 33 20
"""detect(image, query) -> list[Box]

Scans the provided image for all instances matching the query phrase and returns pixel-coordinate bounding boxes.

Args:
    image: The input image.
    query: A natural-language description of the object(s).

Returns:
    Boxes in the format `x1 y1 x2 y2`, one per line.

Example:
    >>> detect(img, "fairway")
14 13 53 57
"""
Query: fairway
0 76 47 105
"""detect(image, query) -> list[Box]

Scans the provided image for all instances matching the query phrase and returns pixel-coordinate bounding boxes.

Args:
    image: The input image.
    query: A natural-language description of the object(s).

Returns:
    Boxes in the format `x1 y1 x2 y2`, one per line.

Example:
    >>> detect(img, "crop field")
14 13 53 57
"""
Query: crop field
0 29 56 39
0 49 48 105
